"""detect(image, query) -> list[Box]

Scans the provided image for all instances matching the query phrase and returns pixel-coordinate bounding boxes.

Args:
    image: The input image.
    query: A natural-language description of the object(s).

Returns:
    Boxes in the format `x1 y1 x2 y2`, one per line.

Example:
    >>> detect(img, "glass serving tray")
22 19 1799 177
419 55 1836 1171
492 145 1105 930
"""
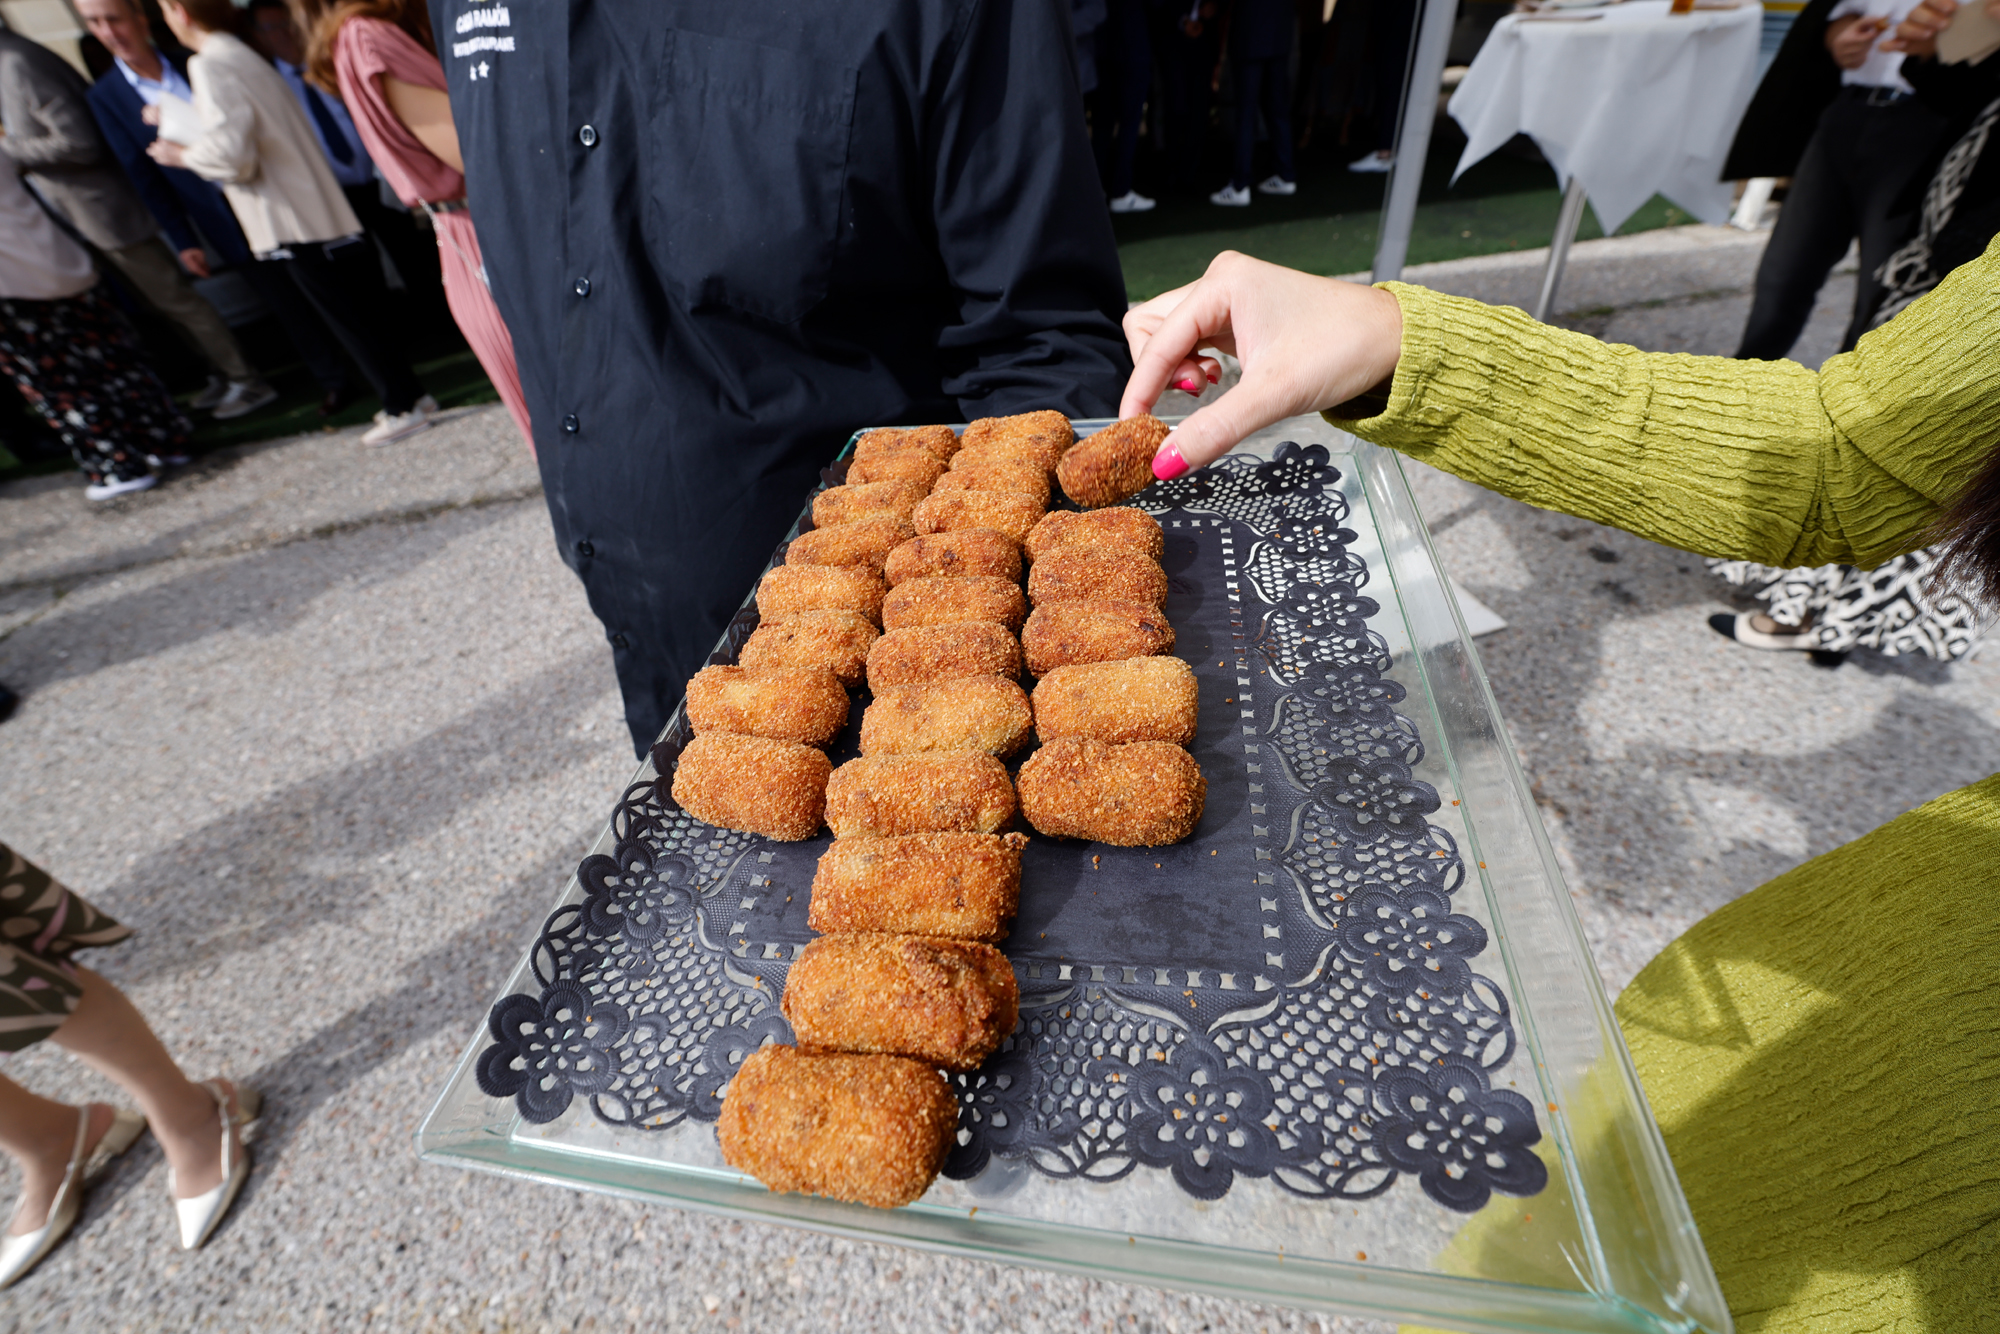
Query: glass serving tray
417 415 1730 1334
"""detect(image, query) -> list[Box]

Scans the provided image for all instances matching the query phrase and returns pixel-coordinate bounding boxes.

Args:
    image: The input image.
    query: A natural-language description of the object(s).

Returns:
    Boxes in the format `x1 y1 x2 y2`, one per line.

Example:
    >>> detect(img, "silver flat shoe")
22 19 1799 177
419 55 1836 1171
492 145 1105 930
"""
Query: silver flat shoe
170 1080 258 1251
84 1108 147 1184
0 1106 89 1289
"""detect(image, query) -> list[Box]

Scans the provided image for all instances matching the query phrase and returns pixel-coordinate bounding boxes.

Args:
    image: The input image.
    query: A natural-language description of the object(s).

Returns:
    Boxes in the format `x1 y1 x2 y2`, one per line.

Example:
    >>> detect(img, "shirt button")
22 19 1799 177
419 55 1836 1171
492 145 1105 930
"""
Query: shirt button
576 540 594 558
611 632 629 649
578 124 598 148
562 413 579 434
574 276 591 297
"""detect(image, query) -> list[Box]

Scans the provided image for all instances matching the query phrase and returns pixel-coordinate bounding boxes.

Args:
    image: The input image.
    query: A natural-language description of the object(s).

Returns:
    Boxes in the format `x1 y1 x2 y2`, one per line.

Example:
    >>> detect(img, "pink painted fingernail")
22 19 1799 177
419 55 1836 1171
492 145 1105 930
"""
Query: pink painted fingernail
1153 441 1188 481
1176 377 1202 394
1206 370 1219 384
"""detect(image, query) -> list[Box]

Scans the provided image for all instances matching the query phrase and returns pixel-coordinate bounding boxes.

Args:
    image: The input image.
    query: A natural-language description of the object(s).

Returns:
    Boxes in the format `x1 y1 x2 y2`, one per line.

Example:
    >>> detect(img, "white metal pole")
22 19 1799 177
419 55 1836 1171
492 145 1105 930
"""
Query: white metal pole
1531 177 1590 322
1370 0 1462 284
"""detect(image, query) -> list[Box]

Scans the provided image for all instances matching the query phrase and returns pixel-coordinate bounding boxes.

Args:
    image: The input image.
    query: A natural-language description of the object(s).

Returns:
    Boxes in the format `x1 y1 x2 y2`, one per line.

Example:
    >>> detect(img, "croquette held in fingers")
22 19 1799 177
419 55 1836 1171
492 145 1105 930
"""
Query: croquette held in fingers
880 575 1027 631
1032 656 1198 745
738 611 877 688
912 490 1044 544
1058 414 1171 509
812 479 923 528
1016 737 1205 846
861 675 1033 757
686 664 849 746
930 459 1051 508
671 733 831 841
883 529 1021 587
824 753 1017 838
785 516 912 571
809 832 1027 942
867 622 1023 689
1020 598 1175 676
1024 507 1165 564
1027 551 1169 609
782 934 1019 1071
757 564 886 626
716 1046 956 1209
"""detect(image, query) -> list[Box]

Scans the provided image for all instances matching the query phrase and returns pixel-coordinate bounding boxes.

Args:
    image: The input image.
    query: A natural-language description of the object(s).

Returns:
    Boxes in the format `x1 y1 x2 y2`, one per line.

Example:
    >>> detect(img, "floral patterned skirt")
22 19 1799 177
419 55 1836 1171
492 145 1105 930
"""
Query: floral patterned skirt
1706 548 1986 661
0 843 131 1054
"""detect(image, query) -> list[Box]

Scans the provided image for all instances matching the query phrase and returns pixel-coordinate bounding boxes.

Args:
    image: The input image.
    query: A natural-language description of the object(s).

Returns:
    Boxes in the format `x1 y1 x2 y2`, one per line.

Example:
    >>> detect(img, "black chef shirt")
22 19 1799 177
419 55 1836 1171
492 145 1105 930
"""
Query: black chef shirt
430 0 1133 756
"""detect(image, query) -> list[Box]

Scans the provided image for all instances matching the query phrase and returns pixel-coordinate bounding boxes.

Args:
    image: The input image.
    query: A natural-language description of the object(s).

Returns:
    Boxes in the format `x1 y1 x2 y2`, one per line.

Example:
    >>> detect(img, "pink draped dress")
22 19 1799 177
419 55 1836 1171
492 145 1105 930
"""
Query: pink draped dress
331 17 531 450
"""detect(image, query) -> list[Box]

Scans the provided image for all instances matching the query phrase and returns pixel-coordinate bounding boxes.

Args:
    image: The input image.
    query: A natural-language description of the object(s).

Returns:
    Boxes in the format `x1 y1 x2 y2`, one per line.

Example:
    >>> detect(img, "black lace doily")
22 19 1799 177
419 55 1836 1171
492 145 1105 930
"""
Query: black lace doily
477 444 1547 1214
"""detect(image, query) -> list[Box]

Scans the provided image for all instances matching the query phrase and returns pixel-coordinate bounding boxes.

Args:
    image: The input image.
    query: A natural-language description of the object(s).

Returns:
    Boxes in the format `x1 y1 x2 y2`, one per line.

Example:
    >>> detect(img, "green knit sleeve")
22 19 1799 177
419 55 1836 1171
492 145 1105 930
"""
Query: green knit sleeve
1336 233 2000 568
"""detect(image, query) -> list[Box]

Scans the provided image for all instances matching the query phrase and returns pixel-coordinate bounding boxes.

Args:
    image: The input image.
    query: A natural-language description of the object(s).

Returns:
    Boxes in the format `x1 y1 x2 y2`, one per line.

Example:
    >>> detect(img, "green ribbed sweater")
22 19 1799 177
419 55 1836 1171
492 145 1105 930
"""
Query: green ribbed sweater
1349 238 2000 1332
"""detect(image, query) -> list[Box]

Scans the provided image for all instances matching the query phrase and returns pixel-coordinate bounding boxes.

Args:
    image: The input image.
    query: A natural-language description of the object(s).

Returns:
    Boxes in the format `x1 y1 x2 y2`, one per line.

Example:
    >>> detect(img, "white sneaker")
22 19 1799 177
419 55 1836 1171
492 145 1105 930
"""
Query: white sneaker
84 473 158 502
189 376 229 410
1256 175 1297 195
210 379 277 420
1208 184 1251 207
1348 154 1394 174
360 393 438 446
1108 191 1156 213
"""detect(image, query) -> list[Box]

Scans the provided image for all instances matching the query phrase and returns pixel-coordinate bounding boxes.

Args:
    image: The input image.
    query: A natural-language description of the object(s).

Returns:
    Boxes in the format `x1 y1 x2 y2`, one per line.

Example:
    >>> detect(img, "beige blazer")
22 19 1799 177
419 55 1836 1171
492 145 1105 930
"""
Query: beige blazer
179 33 359 254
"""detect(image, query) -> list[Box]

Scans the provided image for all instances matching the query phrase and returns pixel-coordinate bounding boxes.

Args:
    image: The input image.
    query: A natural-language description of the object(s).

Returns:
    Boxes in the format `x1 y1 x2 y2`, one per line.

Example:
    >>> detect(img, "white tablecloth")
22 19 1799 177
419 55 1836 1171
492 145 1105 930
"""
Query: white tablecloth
1447 0 1762 234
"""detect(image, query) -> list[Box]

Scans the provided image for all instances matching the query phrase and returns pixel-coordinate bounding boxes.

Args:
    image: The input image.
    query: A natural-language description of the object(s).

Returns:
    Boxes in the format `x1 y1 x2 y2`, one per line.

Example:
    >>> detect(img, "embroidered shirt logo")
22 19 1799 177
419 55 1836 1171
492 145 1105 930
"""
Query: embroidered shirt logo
452 4 513 59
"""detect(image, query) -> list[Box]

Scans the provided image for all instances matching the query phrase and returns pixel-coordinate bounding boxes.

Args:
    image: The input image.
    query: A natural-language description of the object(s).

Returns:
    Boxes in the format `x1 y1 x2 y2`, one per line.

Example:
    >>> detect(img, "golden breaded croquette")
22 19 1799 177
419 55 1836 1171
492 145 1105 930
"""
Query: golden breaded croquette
737 611 877 688
867 622 1023 689
824 753 1017 838
952 438 1065 477
784 516 912 571
1016 737 1205 846
854 424 960 464
1057 414 1172 509
962 409 1074 454
685 664 849 746
811 479 924 528
930 459 1051 508
716 1046 956 1209
1032 656 1198 745
882 529 1021 587
671 733 831 841
757 564 886 626
1024 507 1165 564
809 832 1028 941
860 675 1032 757
1020 598 1175 676
880 575 1027 631
911 490 1044 544
1027 551 1169 609
783 934 1019 1071
844 448 947 491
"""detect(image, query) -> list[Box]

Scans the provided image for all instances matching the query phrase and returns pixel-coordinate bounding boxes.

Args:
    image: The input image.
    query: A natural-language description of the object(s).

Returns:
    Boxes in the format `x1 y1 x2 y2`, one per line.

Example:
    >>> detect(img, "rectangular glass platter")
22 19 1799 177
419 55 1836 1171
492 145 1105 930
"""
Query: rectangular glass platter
417 415 1730 1334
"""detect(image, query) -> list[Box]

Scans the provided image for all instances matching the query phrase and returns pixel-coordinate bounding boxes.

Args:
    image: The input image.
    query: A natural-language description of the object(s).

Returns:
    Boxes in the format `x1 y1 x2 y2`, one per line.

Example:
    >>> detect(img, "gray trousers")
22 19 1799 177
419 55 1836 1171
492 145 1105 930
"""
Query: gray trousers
100 236 256 384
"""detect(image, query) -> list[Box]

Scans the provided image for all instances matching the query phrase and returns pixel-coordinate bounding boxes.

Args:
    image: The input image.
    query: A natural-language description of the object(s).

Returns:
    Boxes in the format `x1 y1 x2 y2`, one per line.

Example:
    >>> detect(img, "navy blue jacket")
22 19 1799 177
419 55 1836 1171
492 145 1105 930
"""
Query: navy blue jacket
430 0 1133 755
85 53 253 265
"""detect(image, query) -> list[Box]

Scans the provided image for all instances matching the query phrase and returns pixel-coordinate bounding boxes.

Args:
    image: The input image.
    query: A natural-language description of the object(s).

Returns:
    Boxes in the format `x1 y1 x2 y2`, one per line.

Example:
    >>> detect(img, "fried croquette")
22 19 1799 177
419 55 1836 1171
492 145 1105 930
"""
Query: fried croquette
1020 598 1175 676
882 529 1021 587
783 934 1019 1071
880 575 1027 631
808 832 1028 941
824 754 1017 838
685 664 849 747
1016 737 1205 846
1026 551 1169 609
717 1046 956 1209
1024 507 1165 564
1032 657 1198 745
812 479 924 528
854 423 960 464
842 447 947 492
671 733 831 841
961 409 1074 455
867 622 1023 689
860 675 1033 757
911 489 1044 544
1057 414 1172 509
757 564 886 626
930 459 1051 508
737 611 877 688
951 438 1065 477
784 516 913 571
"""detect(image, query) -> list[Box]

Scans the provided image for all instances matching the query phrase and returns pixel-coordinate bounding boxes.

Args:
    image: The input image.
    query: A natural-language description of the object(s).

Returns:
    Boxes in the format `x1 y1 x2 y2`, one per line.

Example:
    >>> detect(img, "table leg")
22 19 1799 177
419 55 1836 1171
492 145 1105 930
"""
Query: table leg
1531 179 1590 323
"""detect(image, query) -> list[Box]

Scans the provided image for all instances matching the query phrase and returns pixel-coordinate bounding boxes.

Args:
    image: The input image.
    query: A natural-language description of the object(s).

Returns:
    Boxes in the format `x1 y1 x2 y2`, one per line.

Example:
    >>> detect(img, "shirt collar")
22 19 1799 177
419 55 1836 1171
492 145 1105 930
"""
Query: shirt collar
114 51 192 102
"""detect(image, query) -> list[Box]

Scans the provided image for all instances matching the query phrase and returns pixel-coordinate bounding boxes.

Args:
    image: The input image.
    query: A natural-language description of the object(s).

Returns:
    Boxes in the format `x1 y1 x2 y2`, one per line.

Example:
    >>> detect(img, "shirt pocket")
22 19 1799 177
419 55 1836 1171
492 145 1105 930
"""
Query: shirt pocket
646 29 858 324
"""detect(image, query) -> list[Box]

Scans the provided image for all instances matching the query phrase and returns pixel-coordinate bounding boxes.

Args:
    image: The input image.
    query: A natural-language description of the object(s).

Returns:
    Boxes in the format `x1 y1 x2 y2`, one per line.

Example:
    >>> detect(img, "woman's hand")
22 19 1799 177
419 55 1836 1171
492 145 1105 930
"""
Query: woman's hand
146 137 188 168
1826 13 1891 67
1119 250 1404 480
140 103 162 127
1883 0 2000 53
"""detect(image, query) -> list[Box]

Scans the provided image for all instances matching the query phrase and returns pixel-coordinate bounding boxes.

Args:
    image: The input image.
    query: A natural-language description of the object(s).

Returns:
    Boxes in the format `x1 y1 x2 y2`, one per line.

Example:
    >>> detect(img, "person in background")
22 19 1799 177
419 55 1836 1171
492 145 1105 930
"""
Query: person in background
1157 0 1225 195
0 155 185 499
145 0 436 447
1094 0 1156 212
0 24 275 422
77 0 360 418
1342 0 1416 173
297 0 529 448
0 841 260 1285
1211 0 1299 205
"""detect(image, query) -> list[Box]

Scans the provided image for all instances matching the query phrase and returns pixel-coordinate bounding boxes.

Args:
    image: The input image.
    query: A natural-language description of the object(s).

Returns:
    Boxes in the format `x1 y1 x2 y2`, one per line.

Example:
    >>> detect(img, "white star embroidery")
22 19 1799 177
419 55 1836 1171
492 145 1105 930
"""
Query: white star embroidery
478 60 490 78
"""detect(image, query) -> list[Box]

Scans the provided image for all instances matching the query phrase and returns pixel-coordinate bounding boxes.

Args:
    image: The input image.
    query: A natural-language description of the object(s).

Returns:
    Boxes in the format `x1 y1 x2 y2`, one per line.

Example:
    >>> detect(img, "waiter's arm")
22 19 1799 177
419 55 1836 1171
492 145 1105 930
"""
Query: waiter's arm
930 0 1133 419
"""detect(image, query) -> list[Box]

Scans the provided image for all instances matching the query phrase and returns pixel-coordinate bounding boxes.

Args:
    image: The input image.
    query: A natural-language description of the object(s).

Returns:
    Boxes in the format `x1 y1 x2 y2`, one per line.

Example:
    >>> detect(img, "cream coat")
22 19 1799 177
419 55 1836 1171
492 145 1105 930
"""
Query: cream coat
179 33 359 254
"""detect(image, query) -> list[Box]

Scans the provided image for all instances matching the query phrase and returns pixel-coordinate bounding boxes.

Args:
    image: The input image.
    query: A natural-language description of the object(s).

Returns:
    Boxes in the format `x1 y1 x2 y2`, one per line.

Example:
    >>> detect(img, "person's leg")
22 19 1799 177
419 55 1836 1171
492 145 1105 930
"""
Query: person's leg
99 239 258 385
1111 3 1152 196
1231 60 1265 189
343 184 454 337
282 243 426 415
1267 52 1296 182
236 259 352 398
1842 101 1952 350
0 1077 110 1236
0 289 175 487
1735 100 1864 359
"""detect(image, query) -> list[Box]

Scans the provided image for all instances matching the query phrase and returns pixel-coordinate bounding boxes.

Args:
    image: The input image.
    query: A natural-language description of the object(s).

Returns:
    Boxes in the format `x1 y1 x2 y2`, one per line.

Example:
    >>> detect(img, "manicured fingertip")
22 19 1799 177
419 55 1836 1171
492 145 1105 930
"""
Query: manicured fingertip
1176 377 1202 394
1152 440 1188 481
